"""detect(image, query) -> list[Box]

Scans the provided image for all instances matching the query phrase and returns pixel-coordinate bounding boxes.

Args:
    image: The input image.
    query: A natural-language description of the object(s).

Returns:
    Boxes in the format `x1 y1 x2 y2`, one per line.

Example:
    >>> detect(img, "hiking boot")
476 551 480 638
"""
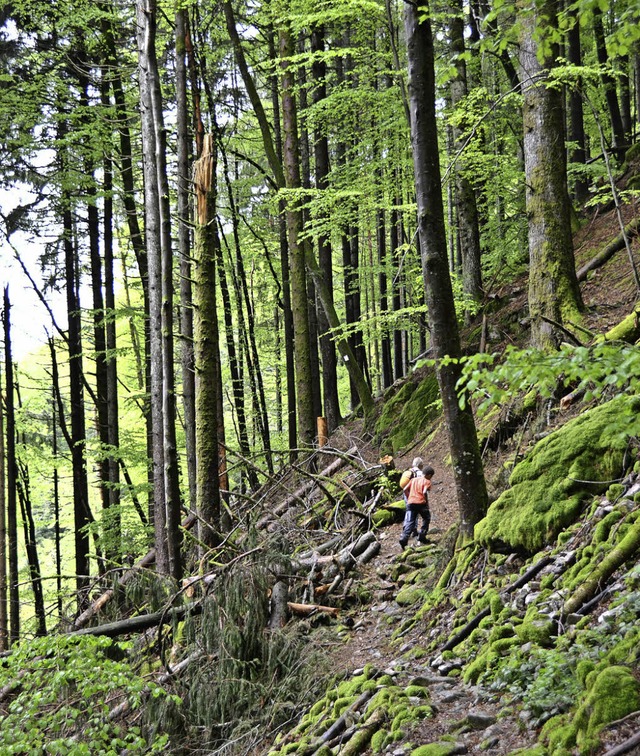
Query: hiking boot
417 534 428 544
399 538 408 550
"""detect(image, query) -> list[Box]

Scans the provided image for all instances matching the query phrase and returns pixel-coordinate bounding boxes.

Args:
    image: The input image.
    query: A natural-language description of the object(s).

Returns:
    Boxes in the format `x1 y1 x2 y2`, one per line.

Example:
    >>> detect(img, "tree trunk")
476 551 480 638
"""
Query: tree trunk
2 289 19 643
137 0 182 578
62 185 92 607
449 0 483 306
311 24 342 432
193 134 222 553
520 0 583 349
0 341 6 650
592 6 626 162
176 8 197 514
567 9 588 204
101 75 122 566
404 0 489 537
280 25 315 446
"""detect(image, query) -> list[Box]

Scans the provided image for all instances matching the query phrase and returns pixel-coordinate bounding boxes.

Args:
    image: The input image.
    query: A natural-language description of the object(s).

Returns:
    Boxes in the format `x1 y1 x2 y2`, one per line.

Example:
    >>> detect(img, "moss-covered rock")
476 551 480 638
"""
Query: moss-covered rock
475 395 640 553
574 665 640 747
375 372 441 453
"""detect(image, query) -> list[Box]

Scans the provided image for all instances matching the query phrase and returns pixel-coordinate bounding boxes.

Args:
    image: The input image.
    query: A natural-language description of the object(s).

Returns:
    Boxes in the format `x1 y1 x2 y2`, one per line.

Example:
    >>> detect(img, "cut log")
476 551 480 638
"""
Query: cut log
287 602 338 618
268 580 290 629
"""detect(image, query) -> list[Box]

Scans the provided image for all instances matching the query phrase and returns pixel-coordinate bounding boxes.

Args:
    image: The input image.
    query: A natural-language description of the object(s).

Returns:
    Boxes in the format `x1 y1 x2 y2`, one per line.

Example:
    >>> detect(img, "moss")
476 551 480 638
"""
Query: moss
541 714 576 750
370 729 390 752
404 684 430 698
490 637 520 654
574 666 640 745
396 585 428 606
372 503 405 528
375 373 441 452
410 744 464 755
514 609 554 646
475 395 640 553
605 484 624 502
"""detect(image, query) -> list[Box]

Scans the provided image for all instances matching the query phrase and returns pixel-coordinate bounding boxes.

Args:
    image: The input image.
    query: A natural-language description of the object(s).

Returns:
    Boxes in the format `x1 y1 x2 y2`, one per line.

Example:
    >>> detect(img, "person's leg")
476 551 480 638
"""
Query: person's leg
417 508 431 542
400 509 418 548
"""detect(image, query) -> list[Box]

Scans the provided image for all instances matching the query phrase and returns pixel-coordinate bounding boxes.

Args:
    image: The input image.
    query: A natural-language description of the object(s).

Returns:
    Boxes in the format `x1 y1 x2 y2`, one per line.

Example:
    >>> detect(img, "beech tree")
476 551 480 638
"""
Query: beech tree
404 0 488 536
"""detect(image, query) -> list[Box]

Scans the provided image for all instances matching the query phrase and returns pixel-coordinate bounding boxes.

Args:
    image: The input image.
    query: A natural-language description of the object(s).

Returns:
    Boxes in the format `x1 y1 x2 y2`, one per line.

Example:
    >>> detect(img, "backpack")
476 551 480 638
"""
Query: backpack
399 467 416 491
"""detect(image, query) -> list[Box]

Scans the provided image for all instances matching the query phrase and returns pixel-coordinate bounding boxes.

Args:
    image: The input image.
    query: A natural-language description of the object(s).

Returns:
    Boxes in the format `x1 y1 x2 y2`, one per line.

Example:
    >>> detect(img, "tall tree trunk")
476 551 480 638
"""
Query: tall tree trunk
193 134 222 553
3 289 19 642
0 344 6 650
62 184 92 607
137 0 168 574
176 7 197 514
449 0 483 306
567 8 588 204
137 0 181 579
280 25 315 446
311 24 341 432
520 0 584 348
404 0 488 537
101 71 122 565
15 431 46 636
50 374 63 624
592 6 626 161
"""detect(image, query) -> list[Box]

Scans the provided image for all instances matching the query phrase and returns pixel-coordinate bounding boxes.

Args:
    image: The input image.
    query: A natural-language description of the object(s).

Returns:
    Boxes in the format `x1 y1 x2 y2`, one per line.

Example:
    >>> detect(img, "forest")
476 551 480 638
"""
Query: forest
0 0 639 752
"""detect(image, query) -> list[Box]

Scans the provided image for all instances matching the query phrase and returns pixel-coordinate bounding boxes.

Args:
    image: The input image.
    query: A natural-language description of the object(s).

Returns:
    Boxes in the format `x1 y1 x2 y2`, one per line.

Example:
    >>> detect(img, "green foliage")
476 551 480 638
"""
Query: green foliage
459 342 640 415
0 635 174 754
176 557 331 753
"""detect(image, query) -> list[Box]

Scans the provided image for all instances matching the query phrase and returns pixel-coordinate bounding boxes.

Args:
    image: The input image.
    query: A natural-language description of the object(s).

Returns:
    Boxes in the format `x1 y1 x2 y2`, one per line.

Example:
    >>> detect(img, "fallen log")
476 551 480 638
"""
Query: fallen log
563 519 640 617
71 513 197 632
256 446 358 529
577 217 640 282
287 602 339 618
69 601 201 639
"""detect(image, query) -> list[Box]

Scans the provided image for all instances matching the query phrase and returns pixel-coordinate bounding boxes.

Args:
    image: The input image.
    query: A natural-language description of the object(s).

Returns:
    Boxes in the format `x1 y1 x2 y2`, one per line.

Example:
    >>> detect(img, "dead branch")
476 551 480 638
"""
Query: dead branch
256 446 358 529
71 513 197 631
576 216 640 282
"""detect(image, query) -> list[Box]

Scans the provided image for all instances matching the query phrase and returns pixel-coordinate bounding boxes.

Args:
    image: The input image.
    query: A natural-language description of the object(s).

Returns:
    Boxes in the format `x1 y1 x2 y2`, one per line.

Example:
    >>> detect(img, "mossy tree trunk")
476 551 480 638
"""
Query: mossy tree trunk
193 134 222 554
404 0 488 537
280 24 315 447
520 0 583 349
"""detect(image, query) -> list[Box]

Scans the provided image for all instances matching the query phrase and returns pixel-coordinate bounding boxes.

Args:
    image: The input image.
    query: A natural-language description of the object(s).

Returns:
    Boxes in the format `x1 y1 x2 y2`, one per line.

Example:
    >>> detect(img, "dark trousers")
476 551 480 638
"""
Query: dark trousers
400 504 430 544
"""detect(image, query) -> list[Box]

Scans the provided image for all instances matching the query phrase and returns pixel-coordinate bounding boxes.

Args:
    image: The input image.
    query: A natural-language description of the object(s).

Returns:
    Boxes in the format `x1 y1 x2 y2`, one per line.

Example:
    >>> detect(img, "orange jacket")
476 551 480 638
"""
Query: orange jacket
406 476 431 505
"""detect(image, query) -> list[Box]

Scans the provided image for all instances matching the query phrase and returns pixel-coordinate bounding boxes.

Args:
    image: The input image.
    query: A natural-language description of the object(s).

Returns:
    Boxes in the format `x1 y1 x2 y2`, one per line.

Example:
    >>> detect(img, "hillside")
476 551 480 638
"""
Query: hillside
1 192 639 755
257 192 640 755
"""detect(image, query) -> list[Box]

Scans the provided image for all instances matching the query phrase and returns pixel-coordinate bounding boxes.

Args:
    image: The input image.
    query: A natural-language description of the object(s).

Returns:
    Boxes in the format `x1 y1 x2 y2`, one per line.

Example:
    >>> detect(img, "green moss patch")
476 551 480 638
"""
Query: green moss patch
475 395 640 553
375 373 441 453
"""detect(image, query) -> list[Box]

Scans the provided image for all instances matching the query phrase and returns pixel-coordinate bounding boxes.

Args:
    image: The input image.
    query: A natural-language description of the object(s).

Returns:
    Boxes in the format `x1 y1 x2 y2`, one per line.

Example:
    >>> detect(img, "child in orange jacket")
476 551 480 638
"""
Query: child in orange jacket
399 464 434 549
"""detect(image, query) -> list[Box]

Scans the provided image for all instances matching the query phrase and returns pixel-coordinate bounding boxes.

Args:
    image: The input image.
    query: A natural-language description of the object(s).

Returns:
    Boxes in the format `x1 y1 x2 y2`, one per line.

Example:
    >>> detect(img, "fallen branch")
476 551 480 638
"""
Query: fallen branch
576 217 640 282
440 554 553 652
563 520 640 617
256 446 358 529
69 601 201 639
71 514 197 631
302 689 375 754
